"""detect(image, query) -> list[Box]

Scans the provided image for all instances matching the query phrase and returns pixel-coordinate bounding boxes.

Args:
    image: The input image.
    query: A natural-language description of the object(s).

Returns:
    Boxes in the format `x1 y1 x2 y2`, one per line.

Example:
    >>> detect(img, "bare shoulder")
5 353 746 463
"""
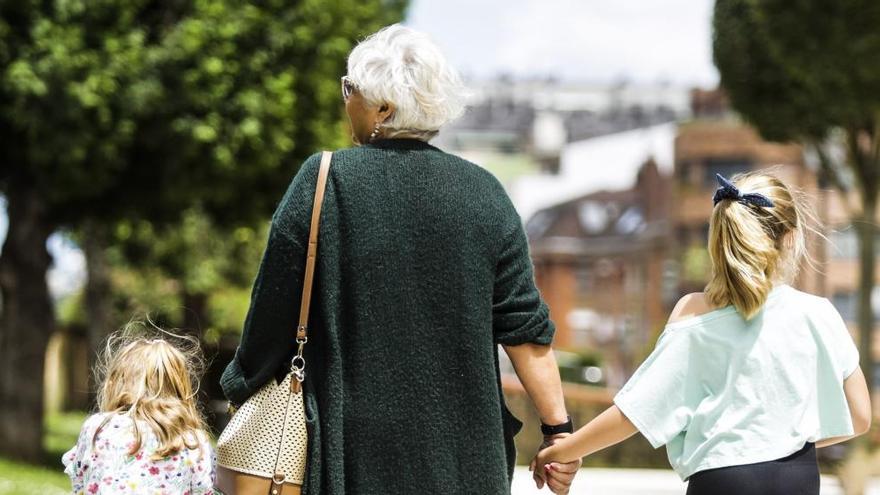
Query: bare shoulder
667 292 716 324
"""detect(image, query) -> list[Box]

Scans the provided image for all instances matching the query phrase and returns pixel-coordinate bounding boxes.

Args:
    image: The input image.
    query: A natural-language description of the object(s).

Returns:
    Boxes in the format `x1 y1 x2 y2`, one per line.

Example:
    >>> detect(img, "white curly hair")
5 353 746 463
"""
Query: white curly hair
346 24 469 141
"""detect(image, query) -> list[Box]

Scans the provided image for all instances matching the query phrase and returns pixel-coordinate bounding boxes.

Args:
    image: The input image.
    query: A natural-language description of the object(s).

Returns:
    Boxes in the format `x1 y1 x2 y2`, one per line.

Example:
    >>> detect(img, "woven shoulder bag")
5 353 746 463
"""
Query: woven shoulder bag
215 151 332 495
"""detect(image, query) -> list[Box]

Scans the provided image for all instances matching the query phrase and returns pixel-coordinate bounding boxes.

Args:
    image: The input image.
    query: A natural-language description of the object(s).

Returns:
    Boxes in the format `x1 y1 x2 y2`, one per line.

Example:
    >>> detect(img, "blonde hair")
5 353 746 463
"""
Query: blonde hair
705 171 815 319
93 320 208 459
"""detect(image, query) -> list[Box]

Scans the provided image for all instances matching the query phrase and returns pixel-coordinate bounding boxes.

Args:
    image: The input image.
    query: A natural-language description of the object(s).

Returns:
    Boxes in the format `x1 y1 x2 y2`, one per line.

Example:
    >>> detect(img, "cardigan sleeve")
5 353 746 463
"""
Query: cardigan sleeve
220 154 321 405
491 207 556 346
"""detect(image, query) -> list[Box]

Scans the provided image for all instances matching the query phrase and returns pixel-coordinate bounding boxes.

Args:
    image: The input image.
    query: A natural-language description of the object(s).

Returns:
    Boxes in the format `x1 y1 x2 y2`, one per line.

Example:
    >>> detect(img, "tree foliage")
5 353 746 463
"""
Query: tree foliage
2 0 408 225
713 0 880 144
0 0 407 462
100 209 269 339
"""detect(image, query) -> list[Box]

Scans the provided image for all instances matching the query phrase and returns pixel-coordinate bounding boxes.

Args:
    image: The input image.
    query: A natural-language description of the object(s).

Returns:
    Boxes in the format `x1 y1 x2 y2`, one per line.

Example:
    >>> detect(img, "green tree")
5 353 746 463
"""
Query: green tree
713 0 880 393
74 211 268 407
0 0 405 462
100 209 268 338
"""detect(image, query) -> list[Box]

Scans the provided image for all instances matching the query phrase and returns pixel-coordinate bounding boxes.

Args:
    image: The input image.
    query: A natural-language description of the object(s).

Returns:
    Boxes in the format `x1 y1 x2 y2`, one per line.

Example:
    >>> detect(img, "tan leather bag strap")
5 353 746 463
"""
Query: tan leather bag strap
297 151 332 343
290 151 331 392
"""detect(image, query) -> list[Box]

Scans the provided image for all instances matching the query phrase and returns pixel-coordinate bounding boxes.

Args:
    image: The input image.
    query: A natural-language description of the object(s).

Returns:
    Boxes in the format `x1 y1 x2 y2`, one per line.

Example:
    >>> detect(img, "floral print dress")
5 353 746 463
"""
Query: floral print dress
62 413 217 494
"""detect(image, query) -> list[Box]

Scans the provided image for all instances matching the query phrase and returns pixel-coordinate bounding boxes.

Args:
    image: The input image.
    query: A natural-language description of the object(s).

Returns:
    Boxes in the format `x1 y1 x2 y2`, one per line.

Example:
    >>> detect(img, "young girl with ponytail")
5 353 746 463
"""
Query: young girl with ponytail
531 172 871 495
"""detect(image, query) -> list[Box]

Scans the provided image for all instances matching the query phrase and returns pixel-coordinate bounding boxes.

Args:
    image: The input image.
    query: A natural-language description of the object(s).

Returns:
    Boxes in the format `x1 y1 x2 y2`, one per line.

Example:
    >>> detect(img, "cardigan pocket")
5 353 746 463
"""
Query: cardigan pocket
501 402 523 480
302 388 322 495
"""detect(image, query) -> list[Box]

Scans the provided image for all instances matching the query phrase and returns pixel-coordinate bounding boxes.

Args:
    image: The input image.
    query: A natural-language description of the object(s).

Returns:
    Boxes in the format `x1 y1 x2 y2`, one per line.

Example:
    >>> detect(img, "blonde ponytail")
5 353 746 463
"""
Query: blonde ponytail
705 172 809 319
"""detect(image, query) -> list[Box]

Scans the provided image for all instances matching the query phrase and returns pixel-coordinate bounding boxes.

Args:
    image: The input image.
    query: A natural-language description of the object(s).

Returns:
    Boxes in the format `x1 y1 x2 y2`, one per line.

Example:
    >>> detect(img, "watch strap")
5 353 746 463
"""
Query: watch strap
541 415 573 436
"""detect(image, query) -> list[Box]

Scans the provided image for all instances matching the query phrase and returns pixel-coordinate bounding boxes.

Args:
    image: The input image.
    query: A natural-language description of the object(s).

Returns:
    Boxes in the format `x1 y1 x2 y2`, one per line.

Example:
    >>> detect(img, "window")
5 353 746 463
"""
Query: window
831 292 857 322
831 289 880 322
676 160 691 184
616 206 645 235
526 210 555 239
578 202 611 234
698 223 710 243
828 225 880 259
575 262 594 295
829 227 858 259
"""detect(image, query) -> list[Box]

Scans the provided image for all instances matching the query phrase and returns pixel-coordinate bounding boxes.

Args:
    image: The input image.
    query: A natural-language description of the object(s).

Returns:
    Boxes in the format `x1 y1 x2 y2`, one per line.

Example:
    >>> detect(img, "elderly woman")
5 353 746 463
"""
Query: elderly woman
221 25 578 494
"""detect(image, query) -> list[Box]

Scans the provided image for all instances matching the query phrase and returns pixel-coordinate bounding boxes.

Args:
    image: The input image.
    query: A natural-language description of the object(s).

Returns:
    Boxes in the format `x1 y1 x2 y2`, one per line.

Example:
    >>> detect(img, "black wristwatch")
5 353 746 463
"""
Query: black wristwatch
541 415 573 436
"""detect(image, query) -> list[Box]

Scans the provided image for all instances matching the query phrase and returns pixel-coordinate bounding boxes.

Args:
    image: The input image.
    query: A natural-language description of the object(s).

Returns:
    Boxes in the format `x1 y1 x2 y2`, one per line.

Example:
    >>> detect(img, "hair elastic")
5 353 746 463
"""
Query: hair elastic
712 174 775 208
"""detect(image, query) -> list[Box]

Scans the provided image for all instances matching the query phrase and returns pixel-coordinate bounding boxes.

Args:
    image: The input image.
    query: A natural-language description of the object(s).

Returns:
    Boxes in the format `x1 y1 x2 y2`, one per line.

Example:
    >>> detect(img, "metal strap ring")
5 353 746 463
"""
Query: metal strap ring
291 355 306 370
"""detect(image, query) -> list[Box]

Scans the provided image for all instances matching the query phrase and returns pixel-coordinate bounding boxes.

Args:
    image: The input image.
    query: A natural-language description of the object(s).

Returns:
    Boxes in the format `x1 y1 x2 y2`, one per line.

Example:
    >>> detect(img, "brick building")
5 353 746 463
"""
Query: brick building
526 159 673 387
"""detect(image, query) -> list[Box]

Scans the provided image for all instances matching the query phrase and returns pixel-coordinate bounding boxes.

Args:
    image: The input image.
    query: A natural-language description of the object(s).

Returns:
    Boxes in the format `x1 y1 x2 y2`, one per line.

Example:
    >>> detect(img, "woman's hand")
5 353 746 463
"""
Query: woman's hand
530 434 581 494
502 343 577 492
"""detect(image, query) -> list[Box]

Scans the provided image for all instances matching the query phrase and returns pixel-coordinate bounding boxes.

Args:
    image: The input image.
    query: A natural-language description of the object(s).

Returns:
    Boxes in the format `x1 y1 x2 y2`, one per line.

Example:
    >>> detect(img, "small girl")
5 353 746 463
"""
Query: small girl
533 172 872 495
63 323 216 494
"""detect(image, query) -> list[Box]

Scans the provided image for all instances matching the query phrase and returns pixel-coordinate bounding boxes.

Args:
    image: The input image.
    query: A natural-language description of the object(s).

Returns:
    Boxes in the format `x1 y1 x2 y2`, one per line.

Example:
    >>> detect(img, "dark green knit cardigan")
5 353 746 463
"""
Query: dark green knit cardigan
220 138 555 495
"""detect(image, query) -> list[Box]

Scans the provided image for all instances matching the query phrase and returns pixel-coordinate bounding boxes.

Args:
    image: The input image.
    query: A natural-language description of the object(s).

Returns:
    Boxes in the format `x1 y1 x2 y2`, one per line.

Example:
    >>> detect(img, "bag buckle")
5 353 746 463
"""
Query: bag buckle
271 473 286 494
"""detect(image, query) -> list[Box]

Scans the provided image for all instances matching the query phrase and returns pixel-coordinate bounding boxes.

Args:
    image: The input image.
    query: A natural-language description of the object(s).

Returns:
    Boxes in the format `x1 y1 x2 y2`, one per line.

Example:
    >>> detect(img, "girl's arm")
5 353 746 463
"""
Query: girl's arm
62 415 101 493
62 442 86 493
531 294 701 475
531 294 700 486
532 405 638 473
817 366 871 448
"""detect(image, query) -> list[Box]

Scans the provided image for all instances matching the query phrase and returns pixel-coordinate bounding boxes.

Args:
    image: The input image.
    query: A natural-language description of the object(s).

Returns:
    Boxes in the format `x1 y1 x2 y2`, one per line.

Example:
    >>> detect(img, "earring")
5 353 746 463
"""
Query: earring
369 121 381 142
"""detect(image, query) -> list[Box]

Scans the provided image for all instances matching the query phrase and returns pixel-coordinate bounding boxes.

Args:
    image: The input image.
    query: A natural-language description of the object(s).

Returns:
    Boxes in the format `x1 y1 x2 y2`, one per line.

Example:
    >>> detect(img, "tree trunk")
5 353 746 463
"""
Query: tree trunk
61 323 90 411
0 187 55 463
816 186 829 295
856 202 877 395
182 291 208 337
82 221 113 407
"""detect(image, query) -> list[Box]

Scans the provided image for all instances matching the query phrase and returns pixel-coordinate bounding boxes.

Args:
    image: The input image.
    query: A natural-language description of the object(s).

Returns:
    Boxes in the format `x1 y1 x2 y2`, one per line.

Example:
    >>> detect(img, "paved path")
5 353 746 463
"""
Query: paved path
511 466 880 495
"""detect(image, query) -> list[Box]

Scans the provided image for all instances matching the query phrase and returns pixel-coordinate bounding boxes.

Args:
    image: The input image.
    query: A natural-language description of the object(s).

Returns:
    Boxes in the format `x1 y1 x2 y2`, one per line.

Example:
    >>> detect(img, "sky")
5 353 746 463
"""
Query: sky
0 200 86 299
405 0 719 86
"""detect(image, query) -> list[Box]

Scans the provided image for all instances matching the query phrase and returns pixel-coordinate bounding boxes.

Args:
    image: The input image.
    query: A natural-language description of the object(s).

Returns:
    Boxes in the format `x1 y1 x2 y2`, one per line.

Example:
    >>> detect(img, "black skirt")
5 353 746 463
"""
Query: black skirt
686 443 819 495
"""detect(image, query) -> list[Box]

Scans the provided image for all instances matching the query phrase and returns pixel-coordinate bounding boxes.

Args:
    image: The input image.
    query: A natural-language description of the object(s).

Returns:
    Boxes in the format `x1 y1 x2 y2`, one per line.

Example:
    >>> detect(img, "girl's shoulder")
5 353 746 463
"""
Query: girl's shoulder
78 412 140 445
80 412 114 432
64 413 132 468
667 292 716 324
663 292 738 331
82 411 129 431
665 285 814 331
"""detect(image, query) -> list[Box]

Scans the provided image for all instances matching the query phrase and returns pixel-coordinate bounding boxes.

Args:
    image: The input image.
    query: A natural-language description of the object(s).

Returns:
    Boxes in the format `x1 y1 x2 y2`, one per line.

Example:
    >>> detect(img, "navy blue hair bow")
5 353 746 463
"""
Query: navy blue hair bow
712 174 774 208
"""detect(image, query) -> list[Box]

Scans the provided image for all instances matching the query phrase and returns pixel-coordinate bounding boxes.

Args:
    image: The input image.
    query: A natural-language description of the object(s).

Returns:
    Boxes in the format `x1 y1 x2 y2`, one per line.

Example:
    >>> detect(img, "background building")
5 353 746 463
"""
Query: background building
487 86 877 392
526 159 672 388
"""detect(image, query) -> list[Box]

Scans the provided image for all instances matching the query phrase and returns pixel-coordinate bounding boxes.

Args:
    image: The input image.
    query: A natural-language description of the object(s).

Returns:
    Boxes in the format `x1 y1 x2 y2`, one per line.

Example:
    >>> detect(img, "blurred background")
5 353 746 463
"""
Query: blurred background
1 0 879 493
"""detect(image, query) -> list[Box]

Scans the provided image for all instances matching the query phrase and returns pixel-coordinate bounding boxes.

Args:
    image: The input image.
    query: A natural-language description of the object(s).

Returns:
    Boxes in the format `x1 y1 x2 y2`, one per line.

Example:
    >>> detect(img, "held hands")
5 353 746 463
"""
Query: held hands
529 434 581 494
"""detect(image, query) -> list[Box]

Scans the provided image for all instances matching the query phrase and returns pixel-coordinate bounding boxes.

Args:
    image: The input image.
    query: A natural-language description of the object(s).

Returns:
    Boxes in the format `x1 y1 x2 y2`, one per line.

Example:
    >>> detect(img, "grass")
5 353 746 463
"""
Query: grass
0 458 69 495
44 410 89 463
0 410 88 495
